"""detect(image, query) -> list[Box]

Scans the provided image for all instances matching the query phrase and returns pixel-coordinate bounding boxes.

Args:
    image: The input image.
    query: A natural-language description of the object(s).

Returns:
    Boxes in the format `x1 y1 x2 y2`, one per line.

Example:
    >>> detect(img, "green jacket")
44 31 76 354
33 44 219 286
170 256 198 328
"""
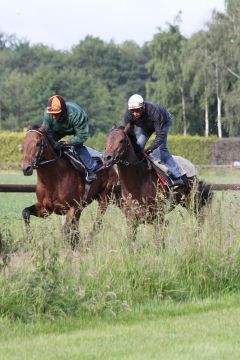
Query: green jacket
42 102 89 146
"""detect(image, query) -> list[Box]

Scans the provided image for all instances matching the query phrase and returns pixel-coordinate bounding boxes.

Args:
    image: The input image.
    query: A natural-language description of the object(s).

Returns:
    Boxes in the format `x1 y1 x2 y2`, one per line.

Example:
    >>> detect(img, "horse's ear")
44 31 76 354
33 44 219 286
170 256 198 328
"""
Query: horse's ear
111 124 117 130
124 123 131 134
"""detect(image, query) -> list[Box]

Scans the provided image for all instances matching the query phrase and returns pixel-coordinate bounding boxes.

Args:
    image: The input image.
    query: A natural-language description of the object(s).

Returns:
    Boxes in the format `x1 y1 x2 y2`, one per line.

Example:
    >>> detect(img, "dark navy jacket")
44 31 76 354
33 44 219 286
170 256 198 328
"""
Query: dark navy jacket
124 101 172 152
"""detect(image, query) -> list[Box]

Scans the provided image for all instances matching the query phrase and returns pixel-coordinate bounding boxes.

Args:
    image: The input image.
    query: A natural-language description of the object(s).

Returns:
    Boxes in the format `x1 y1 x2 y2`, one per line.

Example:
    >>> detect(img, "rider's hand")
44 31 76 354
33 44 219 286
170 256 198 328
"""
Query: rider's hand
144 149 151 157
54 141 66 151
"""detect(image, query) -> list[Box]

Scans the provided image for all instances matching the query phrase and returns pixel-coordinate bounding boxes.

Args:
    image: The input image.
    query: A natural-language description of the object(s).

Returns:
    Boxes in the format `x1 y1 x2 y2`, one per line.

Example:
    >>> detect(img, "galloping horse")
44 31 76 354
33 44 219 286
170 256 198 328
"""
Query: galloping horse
103 125 212 234
22 125 119 247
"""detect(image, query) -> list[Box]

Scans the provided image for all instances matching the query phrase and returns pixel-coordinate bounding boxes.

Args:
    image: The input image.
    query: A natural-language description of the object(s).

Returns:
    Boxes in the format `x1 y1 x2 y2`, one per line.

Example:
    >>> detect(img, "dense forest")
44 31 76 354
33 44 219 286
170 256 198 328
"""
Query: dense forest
0 0 239 137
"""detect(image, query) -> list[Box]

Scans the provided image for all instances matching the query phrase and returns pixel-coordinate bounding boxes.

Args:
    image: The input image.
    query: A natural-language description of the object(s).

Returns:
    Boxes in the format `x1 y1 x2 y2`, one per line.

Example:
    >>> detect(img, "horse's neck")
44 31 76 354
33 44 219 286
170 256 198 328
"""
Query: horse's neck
37 154 73 181
118 146 156 200
125 140 141 163
44 141 56 160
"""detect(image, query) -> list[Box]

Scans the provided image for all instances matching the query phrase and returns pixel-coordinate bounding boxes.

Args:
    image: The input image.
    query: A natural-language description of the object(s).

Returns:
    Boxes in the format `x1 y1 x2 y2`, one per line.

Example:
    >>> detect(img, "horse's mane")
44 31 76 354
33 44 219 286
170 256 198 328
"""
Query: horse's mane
28 124 41 131
27 124 58 148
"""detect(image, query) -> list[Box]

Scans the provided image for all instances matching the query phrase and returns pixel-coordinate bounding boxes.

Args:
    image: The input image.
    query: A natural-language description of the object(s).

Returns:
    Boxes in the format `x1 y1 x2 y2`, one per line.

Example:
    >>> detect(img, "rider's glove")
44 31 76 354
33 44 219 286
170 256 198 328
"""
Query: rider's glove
54 141 66 151
144 149 151 157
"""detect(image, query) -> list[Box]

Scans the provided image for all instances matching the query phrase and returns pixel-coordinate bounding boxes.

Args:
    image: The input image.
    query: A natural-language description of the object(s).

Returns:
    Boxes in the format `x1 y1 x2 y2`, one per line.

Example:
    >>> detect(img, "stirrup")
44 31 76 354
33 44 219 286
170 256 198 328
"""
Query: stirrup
85 172 97 183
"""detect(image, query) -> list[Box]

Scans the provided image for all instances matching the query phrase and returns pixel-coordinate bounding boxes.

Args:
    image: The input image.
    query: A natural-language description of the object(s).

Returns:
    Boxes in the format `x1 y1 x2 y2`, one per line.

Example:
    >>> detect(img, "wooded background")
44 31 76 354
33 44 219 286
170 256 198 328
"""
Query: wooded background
0 0 239 139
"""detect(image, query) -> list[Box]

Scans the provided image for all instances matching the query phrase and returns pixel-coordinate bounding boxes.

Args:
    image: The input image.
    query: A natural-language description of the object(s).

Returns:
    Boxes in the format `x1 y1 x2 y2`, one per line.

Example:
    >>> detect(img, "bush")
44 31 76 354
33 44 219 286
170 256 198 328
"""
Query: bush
0 130 217 170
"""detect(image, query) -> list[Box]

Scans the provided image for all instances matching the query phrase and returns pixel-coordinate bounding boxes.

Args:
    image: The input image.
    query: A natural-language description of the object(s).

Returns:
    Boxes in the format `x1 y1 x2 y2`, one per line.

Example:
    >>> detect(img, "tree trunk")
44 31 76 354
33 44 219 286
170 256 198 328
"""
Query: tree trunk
180 86 187 136
204 90 209 137
217 96 222 138
215 63 222 138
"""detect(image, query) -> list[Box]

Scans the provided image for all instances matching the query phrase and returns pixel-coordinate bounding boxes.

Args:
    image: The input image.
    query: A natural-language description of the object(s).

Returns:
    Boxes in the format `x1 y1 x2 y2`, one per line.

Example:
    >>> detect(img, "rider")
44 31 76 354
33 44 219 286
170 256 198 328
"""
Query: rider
124 94 188 187
42 95 97 183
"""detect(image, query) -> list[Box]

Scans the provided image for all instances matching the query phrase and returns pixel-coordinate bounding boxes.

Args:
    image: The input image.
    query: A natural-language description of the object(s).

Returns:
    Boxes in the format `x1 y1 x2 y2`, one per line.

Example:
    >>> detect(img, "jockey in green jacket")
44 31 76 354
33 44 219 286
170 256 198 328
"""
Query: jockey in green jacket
42 95 97 182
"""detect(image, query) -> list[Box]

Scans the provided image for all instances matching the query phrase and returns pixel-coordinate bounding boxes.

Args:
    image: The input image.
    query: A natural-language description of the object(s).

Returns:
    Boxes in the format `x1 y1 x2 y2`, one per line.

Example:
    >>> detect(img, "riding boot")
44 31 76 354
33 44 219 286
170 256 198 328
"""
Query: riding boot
169 173 189 187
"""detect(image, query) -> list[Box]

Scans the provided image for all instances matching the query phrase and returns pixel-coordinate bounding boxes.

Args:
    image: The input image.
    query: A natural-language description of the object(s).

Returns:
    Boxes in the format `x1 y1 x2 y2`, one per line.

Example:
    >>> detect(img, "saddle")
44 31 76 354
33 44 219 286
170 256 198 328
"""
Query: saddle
147 157 173 187
63 147 103 175
147 154 197 188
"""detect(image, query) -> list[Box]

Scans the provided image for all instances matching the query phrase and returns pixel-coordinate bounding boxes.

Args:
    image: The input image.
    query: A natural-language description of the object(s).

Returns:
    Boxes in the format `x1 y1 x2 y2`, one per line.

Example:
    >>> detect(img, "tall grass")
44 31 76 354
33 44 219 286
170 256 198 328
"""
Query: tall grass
1 187 240 322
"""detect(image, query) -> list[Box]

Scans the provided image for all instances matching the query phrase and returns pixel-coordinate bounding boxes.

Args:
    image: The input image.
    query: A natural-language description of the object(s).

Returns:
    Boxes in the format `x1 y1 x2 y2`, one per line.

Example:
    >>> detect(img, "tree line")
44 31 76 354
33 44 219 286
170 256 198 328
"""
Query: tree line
0 0 239 138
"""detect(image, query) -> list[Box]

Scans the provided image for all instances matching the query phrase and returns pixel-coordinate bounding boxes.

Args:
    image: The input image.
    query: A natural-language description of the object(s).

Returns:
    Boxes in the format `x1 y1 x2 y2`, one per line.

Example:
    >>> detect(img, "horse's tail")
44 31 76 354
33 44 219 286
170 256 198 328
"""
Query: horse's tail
195 179 213 212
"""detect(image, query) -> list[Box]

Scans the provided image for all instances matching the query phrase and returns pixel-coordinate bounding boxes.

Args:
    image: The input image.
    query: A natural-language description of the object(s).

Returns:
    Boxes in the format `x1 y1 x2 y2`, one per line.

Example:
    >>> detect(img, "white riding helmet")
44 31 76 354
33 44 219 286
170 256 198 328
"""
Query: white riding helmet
128 94 144 110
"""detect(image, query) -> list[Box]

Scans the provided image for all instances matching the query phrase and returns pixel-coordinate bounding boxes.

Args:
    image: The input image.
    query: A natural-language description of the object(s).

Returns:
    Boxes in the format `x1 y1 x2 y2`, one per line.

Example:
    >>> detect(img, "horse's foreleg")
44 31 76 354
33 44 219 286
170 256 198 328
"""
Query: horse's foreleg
126 215 139 253
22 205 34 228
64 207 81 250
22 204 49 240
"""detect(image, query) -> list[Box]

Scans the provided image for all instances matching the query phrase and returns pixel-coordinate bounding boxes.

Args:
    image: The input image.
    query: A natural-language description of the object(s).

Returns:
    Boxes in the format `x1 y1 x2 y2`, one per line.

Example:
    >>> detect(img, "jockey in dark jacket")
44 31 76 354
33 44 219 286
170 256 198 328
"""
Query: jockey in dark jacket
124 94 188 186
42 95 97 183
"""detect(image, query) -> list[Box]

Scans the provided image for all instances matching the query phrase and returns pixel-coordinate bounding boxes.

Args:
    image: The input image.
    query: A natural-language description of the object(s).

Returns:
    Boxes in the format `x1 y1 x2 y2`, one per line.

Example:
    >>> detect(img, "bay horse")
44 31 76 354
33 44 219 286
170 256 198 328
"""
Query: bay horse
103 125 212 240
22 125 119 248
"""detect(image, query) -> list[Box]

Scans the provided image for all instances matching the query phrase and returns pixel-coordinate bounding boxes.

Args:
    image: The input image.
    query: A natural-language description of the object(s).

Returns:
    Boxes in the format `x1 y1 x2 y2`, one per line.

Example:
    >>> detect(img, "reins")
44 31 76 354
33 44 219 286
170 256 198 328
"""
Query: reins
27 129 57 168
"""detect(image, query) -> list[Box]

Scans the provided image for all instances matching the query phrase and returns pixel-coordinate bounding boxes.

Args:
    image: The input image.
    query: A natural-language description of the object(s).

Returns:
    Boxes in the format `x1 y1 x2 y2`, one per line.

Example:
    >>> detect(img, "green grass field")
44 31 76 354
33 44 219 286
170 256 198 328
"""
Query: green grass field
0 169 240 359
0 295 240 359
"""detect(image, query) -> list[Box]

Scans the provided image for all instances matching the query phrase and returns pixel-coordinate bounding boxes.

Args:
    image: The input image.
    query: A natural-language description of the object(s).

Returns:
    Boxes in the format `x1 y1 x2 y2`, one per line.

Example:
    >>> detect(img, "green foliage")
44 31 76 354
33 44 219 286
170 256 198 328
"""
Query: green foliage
0 131 218 168
0 131 24 168
0 34 151 135
146 134 216 164
168 135 216 164
1 3 240 138
1 188 240 322
86 132 107 152
0 220 15 269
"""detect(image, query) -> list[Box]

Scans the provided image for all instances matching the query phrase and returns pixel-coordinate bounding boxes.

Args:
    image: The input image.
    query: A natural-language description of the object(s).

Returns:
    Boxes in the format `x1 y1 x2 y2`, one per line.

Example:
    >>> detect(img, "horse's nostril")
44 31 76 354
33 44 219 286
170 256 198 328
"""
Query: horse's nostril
22 165 33 176
103 154 112 162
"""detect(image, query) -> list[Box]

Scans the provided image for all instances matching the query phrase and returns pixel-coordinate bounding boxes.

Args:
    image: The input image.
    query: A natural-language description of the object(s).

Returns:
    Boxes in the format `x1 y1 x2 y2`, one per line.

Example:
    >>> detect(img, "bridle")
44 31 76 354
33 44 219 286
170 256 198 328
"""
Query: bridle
109 129 145 167
27 129 56 169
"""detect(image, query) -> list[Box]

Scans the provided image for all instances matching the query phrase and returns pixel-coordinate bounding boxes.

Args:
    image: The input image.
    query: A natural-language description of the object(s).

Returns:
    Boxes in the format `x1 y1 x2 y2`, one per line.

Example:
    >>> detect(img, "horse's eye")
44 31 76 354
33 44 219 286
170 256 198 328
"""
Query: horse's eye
119 139 124 144
36 141 41 147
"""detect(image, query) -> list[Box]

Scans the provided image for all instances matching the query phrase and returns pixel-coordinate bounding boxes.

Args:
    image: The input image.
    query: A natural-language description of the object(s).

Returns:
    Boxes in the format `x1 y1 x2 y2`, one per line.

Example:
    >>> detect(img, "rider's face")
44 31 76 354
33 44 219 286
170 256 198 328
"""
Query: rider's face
52 112 62 122
130 107 144 119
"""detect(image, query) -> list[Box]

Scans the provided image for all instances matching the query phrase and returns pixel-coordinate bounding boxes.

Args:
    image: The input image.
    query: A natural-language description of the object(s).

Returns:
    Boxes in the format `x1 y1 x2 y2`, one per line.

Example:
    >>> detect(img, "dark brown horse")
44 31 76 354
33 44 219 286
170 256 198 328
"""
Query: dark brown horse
103 125 212 236
22 125 119 247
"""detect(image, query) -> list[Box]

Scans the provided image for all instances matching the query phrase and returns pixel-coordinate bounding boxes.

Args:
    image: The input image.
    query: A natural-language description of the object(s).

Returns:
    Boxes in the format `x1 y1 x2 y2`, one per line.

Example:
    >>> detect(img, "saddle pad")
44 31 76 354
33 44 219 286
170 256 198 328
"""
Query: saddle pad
149 155 197 178
173 155 197 177
64 146 103 173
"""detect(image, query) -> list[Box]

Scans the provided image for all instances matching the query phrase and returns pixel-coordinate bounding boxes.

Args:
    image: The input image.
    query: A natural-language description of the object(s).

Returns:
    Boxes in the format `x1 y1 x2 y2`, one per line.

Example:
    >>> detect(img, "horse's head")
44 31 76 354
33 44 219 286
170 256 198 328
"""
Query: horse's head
103 125 131 167
22 125 54 176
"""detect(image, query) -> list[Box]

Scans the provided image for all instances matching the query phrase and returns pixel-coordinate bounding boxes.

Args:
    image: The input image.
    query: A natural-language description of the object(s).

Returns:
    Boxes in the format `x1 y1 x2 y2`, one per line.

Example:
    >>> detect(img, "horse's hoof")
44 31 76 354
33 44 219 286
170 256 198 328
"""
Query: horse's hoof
22 208 30 220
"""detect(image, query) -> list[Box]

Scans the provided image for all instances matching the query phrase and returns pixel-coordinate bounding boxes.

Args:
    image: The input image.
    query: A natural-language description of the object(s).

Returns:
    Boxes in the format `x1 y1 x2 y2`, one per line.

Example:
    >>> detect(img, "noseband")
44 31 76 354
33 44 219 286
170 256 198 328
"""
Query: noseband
27 129 56 168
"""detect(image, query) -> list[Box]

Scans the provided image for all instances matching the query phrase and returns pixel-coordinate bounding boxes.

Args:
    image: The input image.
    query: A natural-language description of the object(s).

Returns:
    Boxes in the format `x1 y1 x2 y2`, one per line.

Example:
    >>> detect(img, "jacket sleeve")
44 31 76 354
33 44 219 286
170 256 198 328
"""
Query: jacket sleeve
124 110 135 136
147 112 167 152
67 110 89 146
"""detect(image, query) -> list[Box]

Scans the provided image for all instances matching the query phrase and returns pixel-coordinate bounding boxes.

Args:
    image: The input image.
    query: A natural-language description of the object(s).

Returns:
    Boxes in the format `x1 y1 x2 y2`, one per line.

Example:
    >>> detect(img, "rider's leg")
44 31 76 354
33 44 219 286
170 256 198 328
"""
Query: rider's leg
156 126 188 186
74 145 98 182
134 126 151 149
